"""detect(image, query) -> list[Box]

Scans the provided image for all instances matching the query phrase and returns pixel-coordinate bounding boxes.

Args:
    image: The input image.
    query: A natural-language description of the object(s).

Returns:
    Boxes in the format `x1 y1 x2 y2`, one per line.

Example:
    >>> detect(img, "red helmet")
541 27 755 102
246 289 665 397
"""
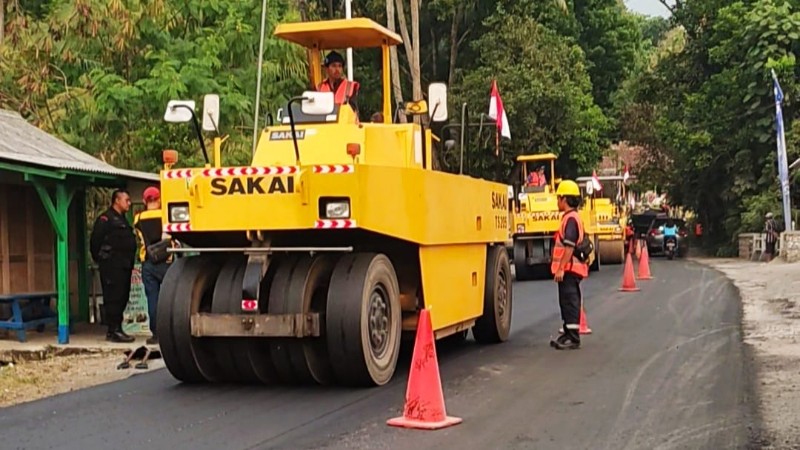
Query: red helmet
143 186 160 202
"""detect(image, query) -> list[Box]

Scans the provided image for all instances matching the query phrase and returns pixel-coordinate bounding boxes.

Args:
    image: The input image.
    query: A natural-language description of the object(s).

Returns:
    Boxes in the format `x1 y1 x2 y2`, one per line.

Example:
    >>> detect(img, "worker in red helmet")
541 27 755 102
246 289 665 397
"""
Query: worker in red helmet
133 186 176 345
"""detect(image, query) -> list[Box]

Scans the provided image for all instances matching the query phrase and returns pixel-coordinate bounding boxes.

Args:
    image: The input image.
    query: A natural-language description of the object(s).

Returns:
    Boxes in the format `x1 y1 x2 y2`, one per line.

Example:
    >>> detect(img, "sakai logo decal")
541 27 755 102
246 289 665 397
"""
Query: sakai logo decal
528 211 561 221
270 130 305 140
210 176 295 195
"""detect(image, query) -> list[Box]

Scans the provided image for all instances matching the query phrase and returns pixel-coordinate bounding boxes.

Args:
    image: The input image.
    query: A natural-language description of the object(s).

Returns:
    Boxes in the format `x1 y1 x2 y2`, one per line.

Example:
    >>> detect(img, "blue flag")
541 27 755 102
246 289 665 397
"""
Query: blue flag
772 69 793 232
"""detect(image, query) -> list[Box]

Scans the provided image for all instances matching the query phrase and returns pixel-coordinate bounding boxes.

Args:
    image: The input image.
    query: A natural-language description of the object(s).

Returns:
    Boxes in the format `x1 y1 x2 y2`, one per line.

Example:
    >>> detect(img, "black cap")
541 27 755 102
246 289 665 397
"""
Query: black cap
324 51 345 67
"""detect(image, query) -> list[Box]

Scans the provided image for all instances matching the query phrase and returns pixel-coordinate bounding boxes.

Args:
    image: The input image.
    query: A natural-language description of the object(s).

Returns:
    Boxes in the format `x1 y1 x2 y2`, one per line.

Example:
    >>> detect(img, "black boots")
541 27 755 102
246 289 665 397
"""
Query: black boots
107 328 135 343
550 328 580 350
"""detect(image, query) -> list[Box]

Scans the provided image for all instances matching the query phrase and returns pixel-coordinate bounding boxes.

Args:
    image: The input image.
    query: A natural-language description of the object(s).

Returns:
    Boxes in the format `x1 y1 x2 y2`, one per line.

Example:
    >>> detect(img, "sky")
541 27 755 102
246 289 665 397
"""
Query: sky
624 0 673 18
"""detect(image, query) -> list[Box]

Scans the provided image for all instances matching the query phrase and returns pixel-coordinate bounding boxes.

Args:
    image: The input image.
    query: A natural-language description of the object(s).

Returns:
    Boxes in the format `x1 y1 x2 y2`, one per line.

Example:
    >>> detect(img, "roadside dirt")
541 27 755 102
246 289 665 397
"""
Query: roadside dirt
0 348 163 408
698 258 800 450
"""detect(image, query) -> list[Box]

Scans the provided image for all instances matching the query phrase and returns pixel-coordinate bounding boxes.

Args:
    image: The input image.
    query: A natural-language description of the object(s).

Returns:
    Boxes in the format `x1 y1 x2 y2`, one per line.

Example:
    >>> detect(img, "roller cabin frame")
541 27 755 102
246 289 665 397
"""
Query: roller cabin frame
155 17 513 387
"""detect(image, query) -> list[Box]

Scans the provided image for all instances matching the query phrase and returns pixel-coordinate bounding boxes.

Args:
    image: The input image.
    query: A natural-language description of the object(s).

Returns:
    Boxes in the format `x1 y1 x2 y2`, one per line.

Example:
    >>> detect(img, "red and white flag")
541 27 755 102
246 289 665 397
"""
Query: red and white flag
488 80 511 141
623 165 630 184
592 170 603 191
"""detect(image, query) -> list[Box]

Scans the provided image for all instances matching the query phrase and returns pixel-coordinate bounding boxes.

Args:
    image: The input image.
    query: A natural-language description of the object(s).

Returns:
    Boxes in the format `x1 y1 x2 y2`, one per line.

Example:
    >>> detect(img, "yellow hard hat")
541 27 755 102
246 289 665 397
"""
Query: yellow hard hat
556 180 580 197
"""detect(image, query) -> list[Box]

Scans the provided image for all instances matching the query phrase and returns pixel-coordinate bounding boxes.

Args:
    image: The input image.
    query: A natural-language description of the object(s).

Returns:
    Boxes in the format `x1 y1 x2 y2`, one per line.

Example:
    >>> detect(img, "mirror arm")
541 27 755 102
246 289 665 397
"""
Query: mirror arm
267 113 274 127
286 96 306 165
172 104 209 164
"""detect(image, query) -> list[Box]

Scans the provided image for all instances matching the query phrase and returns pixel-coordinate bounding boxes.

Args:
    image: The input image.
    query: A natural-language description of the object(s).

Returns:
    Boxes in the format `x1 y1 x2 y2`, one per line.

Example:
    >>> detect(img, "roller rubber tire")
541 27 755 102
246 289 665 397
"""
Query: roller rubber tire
326 253 401 387
474 245 513 344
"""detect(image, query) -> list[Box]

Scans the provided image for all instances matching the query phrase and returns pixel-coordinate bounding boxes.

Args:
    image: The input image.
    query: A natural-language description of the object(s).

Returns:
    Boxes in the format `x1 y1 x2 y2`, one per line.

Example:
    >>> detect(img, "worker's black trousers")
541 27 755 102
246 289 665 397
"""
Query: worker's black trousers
558 273 583 341
99 264 133 333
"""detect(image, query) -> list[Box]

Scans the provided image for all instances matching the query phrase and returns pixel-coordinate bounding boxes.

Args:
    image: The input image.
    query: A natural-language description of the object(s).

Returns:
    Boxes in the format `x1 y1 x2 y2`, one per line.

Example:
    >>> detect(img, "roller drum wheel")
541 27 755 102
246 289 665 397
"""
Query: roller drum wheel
513 239 537 281
598 239 625 265
157 256 225 383
326 253 401 387
474 245 513 344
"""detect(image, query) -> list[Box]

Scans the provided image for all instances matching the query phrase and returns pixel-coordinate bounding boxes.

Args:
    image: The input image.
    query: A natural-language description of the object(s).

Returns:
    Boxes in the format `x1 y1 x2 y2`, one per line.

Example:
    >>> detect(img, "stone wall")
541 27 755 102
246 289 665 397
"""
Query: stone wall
781 231 800 263
738 233 756 260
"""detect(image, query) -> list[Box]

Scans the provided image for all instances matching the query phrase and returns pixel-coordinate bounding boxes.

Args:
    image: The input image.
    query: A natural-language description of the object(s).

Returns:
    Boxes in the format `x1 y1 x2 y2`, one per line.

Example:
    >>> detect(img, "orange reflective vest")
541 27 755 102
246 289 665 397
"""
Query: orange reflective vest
550 210 589 278
318 79 359 106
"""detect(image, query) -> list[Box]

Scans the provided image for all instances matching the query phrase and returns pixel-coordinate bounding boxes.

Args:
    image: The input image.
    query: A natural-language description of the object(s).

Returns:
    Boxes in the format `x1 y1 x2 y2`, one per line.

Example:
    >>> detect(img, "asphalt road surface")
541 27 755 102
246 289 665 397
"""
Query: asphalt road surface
0 259 761 450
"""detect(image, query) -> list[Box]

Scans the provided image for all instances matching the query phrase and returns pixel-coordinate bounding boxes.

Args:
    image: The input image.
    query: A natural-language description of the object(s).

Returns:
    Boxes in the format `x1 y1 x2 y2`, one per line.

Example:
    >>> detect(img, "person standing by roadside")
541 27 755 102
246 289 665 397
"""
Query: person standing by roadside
133 187 175 345
764 212 779 262
90 189 137 343
550 180 589 350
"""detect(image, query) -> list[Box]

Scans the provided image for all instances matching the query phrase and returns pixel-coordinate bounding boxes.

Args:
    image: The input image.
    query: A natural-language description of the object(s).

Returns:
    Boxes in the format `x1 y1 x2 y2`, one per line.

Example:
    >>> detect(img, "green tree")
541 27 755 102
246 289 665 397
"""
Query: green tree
456 13 610 182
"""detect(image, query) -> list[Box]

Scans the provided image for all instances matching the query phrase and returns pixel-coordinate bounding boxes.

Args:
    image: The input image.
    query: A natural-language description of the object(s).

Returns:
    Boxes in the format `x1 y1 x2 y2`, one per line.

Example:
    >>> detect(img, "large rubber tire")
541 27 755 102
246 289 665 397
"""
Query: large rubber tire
284 254 339 385
268 255 302 383
326 253 402 387
157 255 224 383
210 256 261 383
474 245 513 344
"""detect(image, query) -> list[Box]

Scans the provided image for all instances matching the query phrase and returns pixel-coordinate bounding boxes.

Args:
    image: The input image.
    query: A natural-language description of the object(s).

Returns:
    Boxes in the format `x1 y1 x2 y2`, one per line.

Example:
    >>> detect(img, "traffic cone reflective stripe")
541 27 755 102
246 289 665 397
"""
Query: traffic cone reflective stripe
387 309 462 430
619 253 640 292
638 244 653 280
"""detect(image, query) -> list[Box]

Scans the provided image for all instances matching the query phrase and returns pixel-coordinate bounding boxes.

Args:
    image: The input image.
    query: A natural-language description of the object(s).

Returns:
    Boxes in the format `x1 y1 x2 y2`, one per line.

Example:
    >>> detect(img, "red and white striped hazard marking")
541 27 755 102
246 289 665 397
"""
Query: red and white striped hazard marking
163 169 193 179
314 219 357 229
312 165 354 174
241 299 258 312
201 166 298 177
164 223 192 232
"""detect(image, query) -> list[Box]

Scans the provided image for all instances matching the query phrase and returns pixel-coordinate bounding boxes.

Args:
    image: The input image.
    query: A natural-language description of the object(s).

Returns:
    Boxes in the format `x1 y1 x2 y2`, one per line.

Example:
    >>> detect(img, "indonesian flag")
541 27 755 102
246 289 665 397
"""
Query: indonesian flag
488 80 511 141
623 165 630 184
592 170 603 191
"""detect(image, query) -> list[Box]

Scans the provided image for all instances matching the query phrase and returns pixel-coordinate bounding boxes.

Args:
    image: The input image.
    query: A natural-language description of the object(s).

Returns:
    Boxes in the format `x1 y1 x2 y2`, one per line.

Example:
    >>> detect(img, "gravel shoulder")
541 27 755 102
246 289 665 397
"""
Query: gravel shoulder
0 345 164 408
695 257 800 449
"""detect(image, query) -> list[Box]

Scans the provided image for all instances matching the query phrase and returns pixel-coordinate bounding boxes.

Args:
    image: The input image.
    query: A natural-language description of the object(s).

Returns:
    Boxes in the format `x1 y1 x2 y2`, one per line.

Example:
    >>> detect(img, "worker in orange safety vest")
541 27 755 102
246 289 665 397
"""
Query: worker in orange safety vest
549 179 589 350
317 51 360 116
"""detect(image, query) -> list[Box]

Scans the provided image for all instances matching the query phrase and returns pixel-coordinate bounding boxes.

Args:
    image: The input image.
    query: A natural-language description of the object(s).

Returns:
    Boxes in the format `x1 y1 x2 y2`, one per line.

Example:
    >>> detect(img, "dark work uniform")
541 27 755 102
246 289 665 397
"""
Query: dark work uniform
90 207 137 335
558 215 583 344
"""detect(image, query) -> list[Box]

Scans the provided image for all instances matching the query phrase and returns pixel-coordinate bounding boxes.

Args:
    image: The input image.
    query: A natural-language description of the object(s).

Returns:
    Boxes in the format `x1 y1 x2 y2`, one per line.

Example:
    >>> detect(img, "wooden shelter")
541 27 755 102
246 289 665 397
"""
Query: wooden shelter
0 108 158 344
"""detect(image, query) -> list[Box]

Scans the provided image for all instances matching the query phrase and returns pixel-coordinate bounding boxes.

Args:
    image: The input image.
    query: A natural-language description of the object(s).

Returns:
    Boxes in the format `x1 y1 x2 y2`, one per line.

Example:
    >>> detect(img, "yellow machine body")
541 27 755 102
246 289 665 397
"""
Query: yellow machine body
576 175 630 265
157 17 512 388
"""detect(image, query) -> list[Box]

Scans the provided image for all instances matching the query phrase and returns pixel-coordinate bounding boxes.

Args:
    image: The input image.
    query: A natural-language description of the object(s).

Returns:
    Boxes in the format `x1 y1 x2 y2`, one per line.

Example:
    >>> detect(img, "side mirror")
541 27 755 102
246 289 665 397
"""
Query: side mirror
585 180 594 195
202 94 220 132
404 100 429 116
301 91 335 115
164 100 196 123
428 82 448 122
276 108 284 123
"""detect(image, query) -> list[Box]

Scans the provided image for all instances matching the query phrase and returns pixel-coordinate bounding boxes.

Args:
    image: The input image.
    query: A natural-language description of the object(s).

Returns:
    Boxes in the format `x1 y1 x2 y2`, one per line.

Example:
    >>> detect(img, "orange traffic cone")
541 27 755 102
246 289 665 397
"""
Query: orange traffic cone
638 244 653 280
635 239 643 260
619 253 640 292
579 306 592 334
387 309 462 430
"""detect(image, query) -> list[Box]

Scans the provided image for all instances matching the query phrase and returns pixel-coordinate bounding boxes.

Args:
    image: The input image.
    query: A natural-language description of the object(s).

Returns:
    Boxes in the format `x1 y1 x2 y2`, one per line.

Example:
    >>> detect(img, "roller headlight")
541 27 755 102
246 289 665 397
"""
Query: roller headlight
320 198 351 219
169 203 190 223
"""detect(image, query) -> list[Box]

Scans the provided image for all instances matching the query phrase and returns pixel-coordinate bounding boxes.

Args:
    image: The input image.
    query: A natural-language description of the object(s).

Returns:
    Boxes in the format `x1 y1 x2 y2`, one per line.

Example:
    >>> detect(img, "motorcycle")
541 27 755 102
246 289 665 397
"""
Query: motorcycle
664 235 677 260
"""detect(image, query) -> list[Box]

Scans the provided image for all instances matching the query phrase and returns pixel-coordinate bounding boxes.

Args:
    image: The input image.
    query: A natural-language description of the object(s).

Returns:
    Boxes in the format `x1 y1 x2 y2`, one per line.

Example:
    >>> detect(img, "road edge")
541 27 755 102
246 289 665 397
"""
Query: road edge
689 257 778 449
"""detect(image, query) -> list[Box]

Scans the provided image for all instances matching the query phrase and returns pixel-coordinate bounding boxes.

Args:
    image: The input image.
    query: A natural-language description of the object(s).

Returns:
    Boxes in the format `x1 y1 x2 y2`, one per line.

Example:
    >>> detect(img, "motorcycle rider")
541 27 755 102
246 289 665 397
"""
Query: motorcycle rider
663 218 678 254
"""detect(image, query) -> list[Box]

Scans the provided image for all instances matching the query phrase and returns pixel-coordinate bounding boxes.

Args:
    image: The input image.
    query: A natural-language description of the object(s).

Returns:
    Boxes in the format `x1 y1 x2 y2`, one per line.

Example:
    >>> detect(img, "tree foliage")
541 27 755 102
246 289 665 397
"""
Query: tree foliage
620 0 800 254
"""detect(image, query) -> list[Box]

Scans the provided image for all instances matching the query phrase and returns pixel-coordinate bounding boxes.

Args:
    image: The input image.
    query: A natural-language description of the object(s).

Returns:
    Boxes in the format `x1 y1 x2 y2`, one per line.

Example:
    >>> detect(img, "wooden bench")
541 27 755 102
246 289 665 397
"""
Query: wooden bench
0 292 58 342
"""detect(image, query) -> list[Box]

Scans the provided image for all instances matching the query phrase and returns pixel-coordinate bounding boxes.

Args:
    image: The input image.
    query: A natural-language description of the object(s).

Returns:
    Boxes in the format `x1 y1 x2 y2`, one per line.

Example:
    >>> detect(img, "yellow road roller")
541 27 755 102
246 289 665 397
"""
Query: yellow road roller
154 17 512 387
576 175 630 265
510 153 598 281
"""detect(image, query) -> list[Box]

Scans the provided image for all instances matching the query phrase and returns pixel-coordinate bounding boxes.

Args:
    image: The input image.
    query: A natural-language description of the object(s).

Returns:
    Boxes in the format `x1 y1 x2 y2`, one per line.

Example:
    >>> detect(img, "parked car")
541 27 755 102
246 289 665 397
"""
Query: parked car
646 217 689 256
